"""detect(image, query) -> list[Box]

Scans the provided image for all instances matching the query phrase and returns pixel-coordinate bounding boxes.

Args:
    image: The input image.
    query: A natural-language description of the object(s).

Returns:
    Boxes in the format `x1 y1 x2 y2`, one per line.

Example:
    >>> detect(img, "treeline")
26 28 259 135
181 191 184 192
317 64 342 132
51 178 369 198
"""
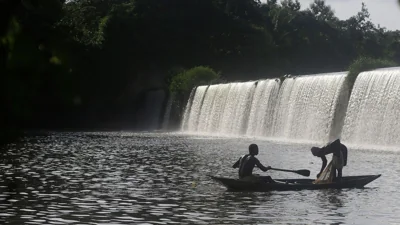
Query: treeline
1 0 400 140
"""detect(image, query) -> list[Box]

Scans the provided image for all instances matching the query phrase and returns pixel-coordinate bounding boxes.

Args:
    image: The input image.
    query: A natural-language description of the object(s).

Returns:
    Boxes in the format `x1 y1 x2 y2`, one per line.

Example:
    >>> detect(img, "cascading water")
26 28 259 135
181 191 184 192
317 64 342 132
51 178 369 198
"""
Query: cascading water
183 86 209 131
180 87 197 130
196 85 221 132
181 74 348 141
196 83 232 133
328 79 350 142
181 82 254 134
179 67 400 147
271 72 348 142
246 79 281 136
217 82 256 135
181 80 282 135
342 68 400 147
161 94 174 130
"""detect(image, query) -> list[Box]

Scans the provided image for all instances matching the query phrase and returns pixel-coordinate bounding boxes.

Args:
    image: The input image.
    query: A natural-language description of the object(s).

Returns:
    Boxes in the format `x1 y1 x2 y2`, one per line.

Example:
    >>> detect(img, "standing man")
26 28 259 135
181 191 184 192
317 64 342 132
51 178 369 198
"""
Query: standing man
311 139 348 183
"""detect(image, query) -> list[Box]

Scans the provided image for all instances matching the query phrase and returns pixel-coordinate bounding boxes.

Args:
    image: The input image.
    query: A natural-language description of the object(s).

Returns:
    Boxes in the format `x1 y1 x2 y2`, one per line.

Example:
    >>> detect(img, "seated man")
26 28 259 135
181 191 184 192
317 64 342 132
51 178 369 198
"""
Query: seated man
311 139 348 183
232 144 273 182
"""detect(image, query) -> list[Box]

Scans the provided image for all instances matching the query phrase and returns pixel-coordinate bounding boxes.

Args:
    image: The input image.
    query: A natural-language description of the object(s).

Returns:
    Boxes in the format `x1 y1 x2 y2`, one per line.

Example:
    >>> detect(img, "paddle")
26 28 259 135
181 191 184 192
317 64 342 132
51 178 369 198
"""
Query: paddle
270 168 310 177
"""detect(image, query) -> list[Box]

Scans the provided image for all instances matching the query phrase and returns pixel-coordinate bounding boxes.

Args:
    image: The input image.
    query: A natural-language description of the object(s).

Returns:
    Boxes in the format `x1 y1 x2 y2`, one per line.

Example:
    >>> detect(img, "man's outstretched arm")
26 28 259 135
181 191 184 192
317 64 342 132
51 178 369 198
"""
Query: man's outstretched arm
255 158 271 172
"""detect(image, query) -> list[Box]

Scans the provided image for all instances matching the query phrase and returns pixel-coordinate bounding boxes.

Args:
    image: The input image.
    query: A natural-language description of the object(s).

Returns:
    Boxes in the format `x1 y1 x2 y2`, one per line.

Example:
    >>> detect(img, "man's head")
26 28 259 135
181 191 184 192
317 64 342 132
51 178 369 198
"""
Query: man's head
249 144 259 155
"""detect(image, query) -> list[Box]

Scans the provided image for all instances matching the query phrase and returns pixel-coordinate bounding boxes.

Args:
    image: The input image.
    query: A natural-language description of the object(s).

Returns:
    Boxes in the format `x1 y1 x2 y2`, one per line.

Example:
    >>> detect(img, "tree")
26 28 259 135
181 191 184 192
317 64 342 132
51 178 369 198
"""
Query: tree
2 0 400 137
347 57 398 92
309 0 337 23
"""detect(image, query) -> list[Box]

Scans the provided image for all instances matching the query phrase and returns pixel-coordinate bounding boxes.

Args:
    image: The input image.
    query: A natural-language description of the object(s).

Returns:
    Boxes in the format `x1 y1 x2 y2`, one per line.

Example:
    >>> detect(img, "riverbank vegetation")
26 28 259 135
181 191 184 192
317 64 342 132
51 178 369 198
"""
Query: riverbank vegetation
169 66 220 98
1 0 400 142
347 57 398 92
167 66 220 129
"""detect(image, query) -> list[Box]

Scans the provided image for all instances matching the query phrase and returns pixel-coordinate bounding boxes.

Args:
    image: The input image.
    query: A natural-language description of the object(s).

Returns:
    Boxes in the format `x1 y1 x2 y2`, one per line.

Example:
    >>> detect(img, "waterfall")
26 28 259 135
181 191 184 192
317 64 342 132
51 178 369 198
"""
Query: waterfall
217 82 256 135
246 79 281 136
179 67 400 147
205 83 232 133
181 80 283 135
161 93 174 130
342 68 400 147
180 74 348 141
196 84 222 132
271 72 348 142
181 87 197 130
184 86 209 131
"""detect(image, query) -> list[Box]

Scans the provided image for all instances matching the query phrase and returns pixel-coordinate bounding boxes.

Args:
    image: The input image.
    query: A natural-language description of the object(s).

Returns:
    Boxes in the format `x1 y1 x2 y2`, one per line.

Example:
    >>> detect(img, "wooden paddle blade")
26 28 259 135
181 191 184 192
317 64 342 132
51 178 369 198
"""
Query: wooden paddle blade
296 170 310 177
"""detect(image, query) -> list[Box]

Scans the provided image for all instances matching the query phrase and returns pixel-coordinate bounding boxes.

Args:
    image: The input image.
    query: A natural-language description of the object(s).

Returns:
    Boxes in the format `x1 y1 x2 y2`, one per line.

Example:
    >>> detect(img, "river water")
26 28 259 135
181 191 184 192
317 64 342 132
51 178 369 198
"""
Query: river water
0 132 398 224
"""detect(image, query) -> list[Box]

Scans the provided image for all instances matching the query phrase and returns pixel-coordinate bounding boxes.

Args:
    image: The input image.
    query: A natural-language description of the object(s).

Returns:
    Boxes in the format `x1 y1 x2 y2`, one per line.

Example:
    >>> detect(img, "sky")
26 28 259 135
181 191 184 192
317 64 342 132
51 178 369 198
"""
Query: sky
261 0 400 31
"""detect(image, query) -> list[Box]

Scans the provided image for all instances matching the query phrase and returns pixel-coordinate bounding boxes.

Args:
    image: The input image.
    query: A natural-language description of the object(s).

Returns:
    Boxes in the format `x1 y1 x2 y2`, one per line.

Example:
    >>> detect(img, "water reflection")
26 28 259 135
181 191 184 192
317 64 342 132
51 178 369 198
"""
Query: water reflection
312 190 347 224
317 189 345 207
0 132 398 224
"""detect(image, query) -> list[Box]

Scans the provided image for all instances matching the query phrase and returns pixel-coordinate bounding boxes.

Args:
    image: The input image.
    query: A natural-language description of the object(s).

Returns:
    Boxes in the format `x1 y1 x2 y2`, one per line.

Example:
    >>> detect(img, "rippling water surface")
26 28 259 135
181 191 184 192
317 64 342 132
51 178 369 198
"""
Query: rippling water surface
0 132 399 224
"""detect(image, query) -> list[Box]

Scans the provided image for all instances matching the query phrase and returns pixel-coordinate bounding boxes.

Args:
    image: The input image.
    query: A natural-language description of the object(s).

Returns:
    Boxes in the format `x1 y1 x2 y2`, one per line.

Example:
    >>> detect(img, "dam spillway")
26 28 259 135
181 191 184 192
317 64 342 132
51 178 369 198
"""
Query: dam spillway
342 68 400 148
179 68 400 148
270 73 348 142
181 72 348 143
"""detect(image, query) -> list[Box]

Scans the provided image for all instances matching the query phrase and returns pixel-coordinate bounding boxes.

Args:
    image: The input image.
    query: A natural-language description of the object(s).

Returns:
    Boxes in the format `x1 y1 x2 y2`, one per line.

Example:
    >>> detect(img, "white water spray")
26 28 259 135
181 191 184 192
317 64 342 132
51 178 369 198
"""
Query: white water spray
342 68 400 147
271 73 348 142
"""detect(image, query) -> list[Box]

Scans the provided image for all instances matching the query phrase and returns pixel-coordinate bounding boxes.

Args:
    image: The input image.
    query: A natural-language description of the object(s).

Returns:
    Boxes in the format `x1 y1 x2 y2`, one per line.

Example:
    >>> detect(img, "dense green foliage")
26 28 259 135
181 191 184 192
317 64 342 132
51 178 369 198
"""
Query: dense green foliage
1 0 400 139
347 57 398 91
169 66 220 96
1 0 78 135
167 66 220 130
